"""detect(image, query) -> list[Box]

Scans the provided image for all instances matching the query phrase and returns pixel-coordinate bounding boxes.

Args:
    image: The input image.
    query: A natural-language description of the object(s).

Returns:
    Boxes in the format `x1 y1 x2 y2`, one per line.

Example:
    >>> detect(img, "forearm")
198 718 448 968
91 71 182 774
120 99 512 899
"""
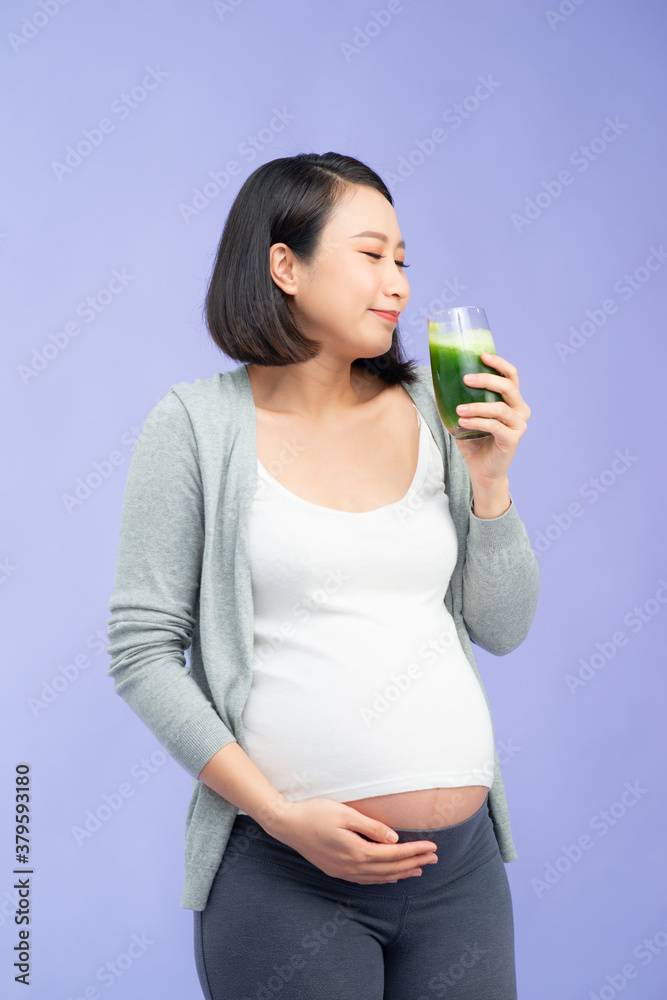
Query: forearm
462 485 540 654
198 741 291 834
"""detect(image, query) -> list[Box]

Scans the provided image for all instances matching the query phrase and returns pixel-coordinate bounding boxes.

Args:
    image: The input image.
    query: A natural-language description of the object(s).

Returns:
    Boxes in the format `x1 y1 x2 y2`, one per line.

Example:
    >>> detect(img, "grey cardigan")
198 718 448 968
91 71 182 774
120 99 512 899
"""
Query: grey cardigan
106 362 540 911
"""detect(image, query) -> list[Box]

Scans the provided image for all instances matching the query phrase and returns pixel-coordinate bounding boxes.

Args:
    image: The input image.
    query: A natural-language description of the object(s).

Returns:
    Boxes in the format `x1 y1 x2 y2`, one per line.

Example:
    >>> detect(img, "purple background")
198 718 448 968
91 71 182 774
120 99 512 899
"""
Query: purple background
2 1 666 997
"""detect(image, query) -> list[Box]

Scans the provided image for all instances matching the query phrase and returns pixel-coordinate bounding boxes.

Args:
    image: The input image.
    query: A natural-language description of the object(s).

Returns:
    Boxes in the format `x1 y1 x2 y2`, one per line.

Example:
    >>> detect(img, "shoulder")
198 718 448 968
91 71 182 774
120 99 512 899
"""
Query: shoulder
413 363 433 386
407 363 437 401
135 369 245 464
148 368 243 427
168 368 240 409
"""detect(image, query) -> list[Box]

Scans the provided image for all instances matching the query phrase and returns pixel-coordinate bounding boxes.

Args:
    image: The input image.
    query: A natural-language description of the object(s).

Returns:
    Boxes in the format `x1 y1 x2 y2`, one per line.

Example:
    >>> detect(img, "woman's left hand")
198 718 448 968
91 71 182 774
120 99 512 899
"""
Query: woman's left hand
452 352 531 484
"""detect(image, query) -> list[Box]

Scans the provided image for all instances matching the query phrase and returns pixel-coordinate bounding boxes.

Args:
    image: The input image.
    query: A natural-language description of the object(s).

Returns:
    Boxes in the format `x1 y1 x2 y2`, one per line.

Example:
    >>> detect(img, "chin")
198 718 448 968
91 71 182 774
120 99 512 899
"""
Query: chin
353 349 390 363
373 336 395 357
361 331 395 356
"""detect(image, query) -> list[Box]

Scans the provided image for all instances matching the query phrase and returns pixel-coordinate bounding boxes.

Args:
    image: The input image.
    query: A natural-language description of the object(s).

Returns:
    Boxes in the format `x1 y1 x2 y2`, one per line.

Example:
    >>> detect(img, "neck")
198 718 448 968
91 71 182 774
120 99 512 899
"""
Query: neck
245 361 384 420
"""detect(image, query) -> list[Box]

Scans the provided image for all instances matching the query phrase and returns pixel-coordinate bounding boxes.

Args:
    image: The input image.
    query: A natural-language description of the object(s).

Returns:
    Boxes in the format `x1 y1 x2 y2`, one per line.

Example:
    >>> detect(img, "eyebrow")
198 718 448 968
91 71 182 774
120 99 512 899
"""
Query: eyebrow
349 231 406 250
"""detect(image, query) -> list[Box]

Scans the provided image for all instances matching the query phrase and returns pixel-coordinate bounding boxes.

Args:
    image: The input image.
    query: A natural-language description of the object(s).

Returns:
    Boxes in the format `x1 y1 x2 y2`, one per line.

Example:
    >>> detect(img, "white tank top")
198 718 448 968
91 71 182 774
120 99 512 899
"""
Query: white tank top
238 401 495 813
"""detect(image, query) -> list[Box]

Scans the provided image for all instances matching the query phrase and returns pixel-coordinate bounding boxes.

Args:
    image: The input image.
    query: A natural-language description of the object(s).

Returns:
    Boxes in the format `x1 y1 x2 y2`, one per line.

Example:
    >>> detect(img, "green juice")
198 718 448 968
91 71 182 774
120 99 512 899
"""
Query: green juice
428 326 503 440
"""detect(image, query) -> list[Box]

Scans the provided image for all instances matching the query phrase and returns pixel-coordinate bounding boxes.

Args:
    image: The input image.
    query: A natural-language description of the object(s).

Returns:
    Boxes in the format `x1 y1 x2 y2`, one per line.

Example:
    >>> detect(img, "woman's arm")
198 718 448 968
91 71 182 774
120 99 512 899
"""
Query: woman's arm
461 478 540 655
198 741 291 829
106 389 235 778
434 352 540 655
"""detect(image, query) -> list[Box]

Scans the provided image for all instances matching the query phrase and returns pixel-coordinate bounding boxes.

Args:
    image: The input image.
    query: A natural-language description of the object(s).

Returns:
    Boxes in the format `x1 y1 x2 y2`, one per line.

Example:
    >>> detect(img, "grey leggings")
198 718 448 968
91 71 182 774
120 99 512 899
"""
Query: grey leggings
193 793 517 999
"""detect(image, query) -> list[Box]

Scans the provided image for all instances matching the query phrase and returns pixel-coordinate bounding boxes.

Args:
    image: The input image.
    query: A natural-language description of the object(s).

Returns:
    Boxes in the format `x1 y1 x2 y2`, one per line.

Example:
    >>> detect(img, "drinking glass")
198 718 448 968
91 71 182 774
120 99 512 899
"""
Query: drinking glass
427 306 503 440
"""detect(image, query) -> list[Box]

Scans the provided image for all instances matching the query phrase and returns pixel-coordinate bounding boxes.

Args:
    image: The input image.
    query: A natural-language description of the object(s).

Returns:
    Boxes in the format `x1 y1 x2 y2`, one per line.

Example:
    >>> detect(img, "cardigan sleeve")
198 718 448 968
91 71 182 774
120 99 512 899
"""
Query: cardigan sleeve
105 389 236 779
461 486 540 655
416 361 540 654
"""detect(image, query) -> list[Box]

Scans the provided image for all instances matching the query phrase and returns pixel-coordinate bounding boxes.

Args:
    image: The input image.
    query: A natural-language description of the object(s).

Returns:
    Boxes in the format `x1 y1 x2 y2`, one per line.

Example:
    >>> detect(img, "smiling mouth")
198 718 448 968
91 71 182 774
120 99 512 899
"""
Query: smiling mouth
370 310 399 322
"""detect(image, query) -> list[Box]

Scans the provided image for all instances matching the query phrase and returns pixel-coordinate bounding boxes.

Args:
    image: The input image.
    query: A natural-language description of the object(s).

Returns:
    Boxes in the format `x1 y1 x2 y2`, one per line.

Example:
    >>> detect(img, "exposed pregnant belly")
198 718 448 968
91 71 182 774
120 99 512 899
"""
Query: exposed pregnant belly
342 785 489 830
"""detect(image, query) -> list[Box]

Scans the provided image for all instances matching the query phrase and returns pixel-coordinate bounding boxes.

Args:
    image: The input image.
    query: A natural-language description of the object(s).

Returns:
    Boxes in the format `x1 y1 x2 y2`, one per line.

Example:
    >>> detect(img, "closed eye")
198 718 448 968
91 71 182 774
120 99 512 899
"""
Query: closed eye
363 252 410 269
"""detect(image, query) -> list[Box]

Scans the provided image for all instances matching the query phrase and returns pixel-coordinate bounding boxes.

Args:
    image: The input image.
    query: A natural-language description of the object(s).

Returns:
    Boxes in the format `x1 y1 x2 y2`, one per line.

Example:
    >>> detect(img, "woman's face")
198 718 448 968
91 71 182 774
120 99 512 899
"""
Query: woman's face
272 183 411 363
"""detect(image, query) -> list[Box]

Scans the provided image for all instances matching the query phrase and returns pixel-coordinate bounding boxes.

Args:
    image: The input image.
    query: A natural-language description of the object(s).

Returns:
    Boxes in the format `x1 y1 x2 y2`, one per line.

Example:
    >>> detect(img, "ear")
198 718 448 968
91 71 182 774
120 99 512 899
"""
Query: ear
269 243 301 297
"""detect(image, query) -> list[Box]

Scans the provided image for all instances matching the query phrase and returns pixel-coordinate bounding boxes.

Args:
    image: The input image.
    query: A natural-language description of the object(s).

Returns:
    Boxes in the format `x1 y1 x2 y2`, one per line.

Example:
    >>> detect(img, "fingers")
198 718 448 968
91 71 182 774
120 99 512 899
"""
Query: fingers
355 867 424 884
462 370 519 404
481 352 518 385
458 365 531 428
367 839 437 860
355 824 436 855
375 869 421 884
457 400 525 431
464 359 529 419
356 846 439 883
347 840 439 880
342 826 439 883
356 861 430 884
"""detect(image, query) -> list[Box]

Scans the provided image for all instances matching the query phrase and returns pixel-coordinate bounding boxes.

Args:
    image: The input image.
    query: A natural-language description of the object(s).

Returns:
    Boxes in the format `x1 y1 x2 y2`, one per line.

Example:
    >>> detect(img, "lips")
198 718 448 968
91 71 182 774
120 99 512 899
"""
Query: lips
370 310 399 322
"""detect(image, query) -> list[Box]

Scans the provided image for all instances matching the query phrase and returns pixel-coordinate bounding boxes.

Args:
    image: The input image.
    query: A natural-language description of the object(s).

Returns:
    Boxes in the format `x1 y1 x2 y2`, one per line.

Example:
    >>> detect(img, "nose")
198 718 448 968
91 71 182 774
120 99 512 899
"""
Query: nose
381 262 410 301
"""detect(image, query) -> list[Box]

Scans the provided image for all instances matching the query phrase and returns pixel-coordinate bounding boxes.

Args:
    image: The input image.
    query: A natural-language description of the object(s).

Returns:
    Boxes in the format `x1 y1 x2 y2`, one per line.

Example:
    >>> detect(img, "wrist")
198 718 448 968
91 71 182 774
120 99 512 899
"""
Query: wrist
254 794 294 837
470 475 511 519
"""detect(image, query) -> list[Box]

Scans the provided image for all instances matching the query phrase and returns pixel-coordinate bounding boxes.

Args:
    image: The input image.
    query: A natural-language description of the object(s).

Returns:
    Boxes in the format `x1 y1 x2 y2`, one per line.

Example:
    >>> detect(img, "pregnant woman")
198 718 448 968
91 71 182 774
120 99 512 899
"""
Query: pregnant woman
106 151 539 999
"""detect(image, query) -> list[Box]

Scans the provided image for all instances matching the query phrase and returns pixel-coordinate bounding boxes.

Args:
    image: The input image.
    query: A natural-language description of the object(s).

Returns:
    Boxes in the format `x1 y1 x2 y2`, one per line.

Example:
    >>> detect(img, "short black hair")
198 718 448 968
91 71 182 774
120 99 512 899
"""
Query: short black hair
203 151 419 386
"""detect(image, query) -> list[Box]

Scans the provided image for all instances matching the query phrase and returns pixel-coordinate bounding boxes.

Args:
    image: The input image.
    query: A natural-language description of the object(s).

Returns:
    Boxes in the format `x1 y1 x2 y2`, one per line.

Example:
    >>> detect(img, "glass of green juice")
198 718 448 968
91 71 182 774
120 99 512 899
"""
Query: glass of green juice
427 306 503 440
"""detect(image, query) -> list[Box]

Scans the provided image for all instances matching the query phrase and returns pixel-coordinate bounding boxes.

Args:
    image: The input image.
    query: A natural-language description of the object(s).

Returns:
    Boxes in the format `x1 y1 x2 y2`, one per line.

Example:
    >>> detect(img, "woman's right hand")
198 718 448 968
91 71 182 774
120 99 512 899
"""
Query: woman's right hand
264 797 438 884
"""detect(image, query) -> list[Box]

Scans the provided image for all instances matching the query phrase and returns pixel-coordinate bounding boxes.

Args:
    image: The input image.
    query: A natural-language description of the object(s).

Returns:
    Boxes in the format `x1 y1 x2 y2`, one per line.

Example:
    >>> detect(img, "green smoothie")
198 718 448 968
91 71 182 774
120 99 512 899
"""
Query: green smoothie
428 325 503 440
